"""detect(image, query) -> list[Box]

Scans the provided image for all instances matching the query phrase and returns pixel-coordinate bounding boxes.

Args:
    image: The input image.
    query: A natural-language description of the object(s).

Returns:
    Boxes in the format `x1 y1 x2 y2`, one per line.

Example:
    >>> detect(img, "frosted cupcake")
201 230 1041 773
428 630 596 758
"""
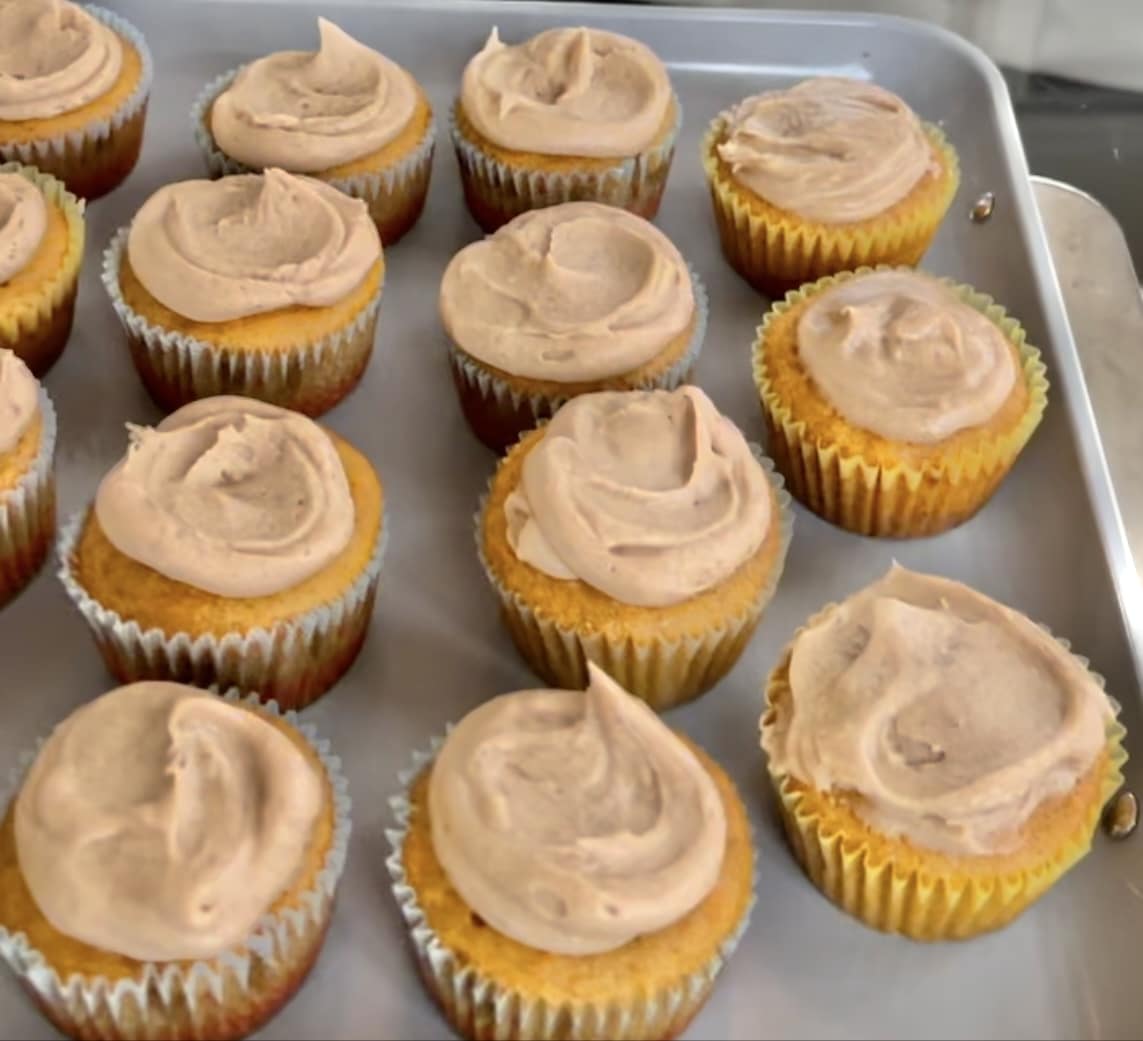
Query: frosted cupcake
194 18 434 246
441 201 706 452
478 386 792 710
388 665 754 1041
0 681 350 1040
453 27 679 231
103 169 384 416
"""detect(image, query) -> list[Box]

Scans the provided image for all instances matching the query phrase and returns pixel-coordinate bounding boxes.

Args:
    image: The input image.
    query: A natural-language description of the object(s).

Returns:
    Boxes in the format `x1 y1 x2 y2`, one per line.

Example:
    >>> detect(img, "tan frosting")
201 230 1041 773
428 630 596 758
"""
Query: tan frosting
94 396 355 599
505 387 771 607
429 664 726 955
797 271 1017 443
0 172 46 284
460 27 672 158
210 18 418 173
15 681 323 962
716 77 938 223
763 565 1115 856
0 348 37 455
440 202 694 381
125 169 381 323
0 0 123 121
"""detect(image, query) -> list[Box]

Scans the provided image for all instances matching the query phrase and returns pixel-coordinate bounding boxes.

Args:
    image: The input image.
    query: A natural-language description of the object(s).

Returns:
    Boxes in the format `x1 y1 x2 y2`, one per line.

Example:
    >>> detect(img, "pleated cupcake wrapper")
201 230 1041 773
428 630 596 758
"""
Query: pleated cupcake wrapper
476 445 794 712
0 690 351 1040
385 737 755 1041
701 117 959 295
56 506 388 709
753 267 1049 538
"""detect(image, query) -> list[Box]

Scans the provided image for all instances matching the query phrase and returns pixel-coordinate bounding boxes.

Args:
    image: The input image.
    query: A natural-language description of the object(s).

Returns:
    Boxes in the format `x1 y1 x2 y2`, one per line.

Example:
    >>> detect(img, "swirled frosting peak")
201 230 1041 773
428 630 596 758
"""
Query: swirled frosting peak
797 271 1017 443
763 565 1115 855
0 172 47 284
126 169 381 323
95 396 355 598
460 27 672 157
0 348 37 455
441 202 694 381
716 77 938 223
429 664 726 954
15 681 323 962
210 18 418 173
0 0 123 121
506 387 771 607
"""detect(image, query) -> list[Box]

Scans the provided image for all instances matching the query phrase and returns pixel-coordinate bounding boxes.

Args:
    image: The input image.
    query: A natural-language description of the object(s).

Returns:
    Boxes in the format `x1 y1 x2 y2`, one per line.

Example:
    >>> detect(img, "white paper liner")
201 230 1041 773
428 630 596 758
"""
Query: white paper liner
0 689 351 1039
385 735 756 1041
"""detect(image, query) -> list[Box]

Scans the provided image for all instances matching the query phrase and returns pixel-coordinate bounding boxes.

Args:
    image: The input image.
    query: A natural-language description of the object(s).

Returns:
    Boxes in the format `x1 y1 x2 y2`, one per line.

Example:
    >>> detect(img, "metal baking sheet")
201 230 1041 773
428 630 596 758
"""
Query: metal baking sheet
3 2 1141 1038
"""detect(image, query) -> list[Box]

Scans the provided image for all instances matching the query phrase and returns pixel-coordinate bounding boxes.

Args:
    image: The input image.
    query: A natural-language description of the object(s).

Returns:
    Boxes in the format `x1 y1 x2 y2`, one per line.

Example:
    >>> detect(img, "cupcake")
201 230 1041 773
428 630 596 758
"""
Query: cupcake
753 267 1047 537
760 564 1126 941
0 162 84 376
702 77 959 296
193 18 435 247
58 396 386 710
453 27 679 232
0 681 351 1040
0 1 151 200
102 168 384 417
0 348 54 607
442 201 707 452
478 386 792 710
388 664 755 1041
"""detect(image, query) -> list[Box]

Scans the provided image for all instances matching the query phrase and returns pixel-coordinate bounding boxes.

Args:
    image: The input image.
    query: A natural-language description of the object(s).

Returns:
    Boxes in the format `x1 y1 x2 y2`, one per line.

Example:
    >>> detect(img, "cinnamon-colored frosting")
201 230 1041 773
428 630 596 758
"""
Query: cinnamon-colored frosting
94 396 355 599
0 0 123 121
0 348 37 455
763 565 1115 856
210 18 418 173
505 387 771 607
14 681 323 962
429 664 726 955
440 202 694 381
716 77 938 223
0 172 46 284
796 271 1017 443
460 27 672 158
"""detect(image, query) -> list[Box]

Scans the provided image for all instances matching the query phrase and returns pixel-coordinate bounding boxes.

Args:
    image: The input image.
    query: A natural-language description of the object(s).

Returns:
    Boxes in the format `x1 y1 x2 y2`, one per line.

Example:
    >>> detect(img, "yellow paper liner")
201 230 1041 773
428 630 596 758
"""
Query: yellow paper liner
752 267 1049 537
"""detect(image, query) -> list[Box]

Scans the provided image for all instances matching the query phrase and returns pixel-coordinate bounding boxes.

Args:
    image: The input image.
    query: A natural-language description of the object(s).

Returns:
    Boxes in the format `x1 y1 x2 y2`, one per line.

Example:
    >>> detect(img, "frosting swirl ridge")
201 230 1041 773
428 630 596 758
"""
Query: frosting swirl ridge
0 172 47 284
0 348 37 455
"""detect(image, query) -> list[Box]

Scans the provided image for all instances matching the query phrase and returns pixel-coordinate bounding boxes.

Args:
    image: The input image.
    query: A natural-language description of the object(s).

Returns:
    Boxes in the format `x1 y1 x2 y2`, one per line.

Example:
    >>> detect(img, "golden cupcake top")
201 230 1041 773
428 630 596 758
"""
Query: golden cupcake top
796 270 1017 442
505 386 771 607
14 681 323 962
429 663 726 954
125 168 381 323
460 26 672 157
0 348 37 454
0 171 46 283
0 0 122 121
210 18 418 173
762 565 1115 855
440 201 694 381
716 77 937 223
95 396 355 598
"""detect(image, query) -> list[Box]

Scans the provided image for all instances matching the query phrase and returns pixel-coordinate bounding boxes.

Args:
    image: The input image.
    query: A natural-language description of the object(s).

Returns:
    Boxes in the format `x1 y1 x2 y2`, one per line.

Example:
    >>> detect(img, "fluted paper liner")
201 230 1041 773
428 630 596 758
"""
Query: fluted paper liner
753 268 1049 537
0 690 351 1041
0 7 152 200
0 387 56 608
702 117 959 296
450 98 680 232
102 227 384 417
448 264 710 453
56 507 388 710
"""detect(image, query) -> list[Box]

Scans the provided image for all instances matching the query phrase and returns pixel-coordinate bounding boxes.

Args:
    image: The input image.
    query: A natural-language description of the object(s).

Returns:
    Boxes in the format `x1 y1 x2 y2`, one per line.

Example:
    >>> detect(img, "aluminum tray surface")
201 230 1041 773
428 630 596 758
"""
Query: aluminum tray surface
1 2 1141 1039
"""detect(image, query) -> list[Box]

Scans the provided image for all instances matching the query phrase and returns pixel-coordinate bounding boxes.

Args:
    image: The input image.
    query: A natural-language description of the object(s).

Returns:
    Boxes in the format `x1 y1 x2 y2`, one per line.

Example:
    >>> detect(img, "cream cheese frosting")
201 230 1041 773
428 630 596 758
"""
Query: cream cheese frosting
763 565 1115 856
94 396 355 599
716 77 938 223
429 664 726 955
796 271 1017 443
125 169 381 323
14 681 323 962
210 18 418 173
0 172 46 284
440 202 694 381
505 387 771 607
460 26 672 158
0 348 38 455
0 0 123 121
